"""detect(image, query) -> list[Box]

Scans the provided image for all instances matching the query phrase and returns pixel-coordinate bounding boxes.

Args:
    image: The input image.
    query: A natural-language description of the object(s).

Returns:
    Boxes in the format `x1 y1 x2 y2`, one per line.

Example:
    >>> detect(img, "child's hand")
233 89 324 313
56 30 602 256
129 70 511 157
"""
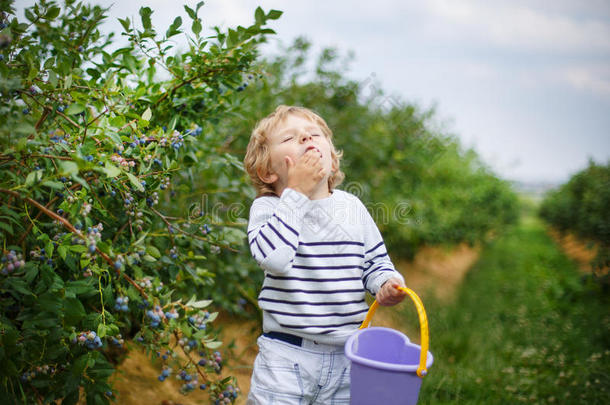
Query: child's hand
285 149 326 197
377 277 407 306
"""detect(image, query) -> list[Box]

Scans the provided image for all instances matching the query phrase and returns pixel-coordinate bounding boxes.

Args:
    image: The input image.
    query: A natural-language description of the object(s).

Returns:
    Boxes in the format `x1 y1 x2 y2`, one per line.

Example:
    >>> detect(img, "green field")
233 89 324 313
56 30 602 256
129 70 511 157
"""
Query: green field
401 209 610 404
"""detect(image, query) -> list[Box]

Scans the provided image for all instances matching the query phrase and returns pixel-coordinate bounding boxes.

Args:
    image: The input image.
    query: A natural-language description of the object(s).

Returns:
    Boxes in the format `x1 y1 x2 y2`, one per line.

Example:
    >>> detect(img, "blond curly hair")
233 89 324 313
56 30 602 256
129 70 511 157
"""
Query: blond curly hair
244 105 345 197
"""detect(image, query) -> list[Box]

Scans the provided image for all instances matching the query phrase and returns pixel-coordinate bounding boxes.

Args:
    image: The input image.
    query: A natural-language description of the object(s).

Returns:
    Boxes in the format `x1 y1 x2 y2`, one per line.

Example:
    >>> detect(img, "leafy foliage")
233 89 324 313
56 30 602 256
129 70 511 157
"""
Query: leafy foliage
539 160 610 283
0 0 281 403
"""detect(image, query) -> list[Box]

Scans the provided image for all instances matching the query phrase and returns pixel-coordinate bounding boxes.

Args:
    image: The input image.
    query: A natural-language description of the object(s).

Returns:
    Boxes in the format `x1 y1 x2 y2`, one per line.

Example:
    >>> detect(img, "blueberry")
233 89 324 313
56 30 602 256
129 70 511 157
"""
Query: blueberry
199 384 207 390
88 244 96 253
22 108 30 114
158 375 166 382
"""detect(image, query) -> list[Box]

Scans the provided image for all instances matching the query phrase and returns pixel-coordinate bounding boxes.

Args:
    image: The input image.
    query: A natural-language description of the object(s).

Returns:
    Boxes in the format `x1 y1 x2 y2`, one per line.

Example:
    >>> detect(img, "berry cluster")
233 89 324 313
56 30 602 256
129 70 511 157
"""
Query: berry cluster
81 201 92 216
159 176 170 190
129 135 149 149
146 191 159 207
177 369 199 392
146 305 166 328
212 384 240 404
170 131 185 150
184 126 203 137
188 311 210 330
158 367 172 382
164 308 179 320
109 334 125 347
137 276 163 292
20 365 58 383
110 152 135 168
86 223 103 254
169 246 178 259
114 296 129 312
74 331 103 350
1 250 25 275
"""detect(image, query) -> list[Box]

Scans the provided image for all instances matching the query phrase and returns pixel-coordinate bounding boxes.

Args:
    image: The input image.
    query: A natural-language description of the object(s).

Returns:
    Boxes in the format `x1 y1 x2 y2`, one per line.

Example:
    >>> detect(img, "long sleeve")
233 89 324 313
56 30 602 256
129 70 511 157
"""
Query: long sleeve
247 188 311 275
359 202 404 295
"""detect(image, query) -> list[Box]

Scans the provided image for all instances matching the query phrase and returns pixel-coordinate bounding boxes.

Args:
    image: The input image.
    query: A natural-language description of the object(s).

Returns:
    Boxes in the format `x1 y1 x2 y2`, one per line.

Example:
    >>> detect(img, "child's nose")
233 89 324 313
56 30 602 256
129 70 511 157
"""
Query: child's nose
299 133 312 143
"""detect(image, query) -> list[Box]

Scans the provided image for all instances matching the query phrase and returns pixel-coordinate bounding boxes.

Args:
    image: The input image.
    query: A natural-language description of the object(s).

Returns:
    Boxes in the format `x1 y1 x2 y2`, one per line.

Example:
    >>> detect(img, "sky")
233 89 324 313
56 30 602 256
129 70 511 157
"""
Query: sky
16 0 610 184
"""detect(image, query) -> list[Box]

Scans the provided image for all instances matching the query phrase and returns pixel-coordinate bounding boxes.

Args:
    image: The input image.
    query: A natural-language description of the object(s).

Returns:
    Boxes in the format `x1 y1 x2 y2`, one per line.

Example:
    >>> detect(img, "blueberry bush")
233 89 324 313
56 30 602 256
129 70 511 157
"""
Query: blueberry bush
0 0 281 403
539 160 610 285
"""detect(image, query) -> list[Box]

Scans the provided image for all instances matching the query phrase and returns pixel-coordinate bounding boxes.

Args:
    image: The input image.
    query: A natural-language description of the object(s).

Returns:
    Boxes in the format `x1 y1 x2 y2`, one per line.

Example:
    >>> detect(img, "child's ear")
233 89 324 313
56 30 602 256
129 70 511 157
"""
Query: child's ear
256 167 278 185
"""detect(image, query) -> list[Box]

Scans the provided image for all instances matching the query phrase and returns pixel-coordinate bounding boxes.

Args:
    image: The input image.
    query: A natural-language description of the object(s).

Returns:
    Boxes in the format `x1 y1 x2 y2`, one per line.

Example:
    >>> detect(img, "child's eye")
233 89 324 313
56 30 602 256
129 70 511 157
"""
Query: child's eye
312 134 321 137
282 136 293 143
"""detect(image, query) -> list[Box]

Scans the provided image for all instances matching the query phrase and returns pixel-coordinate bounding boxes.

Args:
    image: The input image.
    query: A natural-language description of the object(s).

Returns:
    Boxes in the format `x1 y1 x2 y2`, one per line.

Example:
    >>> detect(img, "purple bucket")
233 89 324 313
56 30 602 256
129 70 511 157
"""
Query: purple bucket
344 327 434 405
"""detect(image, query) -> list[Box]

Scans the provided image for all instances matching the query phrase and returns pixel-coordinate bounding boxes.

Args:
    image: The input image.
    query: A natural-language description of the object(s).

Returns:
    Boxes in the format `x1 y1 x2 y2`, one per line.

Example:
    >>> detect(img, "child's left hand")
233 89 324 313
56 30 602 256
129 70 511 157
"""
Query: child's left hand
377 278 407 306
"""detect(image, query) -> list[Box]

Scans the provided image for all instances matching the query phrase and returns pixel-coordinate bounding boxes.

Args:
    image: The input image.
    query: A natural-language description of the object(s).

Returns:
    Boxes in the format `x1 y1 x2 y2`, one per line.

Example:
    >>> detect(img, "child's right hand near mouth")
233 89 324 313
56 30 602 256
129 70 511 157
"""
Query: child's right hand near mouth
285 149 326 197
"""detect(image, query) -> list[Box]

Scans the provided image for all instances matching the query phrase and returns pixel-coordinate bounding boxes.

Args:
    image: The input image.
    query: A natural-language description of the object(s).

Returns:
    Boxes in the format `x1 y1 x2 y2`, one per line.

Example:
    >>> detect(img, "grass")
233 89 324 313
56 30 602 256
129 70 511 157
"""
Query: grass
401 213 610 404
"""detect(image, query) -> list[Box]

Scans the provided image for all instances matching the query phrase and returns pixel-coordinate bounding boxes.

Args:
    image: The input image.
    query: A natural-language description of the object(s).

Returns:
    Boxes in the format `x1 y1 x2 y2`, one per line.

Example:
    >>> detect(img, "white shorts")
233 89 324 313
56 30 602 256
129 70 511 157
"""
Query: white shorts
247 334 351 404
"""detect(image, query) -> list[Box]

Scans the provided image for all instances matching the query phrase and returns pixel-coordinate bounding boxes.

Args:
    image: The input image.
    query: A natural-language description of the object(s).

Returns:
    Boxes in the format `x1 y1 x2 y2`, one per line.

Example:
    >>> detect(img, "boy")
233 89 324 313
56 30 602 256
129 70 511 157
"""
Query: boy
243 105 406 404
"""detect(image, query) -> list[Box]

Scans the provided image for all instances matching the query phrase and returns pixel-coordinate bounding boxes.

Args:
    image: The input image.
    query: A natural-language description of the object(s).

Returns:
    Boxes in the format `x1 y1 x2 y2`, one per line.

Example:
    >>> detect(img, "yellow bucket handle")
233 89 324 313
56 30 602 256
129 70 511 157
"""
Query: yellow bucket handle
359 286 430 378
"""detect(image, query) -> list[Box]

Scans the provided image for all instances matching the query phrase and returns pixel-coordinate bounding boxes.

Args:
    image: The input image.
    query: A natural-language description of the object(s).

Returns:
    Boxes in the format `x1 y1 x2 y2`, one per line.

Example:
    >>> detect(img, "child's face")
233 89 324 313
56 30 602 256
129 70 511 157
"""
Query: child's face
263 113 335 190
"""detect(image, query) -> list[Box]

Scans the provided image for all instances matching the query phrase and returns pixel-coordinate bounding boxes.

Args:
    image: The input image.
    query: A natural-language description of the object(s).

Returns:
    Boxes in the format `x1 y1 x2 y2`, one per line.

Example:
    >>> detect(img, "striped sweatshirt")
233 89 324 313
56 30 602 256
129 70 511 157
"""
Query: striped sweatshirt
247 187 404 345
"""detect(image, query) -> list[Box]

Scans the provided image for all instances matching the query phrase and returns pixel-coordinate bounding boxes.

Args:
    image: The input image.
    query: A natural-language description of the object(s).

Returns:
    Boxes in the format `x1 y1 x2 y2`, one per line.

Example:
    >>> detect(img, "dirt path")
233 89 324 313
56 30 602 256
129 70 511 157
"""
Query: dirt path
110 243 480 404
547 228 608 276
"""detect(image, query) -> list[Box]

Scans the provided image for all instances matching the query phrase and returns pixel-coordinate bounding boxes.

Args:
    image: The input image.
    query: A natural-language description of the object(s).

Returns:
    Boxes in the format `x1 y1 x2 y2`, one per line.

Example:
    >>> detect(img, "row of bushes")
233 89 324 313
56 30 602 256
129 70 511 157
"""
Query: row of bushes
539 160 610 277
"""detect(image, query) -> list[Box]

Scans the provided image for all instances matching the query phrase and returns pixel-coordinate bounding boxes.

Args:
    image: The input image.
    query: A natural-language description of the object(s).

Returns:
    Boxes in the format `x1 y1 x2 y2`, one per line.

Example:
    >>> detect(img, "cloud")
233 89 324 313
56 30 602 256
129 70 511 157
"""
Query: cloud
559 65 610 96
424 0 610 53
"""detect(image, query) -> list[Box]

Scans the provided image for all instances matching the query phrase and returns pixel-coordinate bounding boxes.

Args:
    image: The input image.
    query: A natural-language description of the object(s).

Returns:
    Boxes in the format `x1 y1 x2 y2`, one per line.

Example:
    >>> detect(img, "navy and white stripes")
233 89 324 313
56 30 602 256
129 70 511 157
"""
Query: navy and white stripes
247 188 404 345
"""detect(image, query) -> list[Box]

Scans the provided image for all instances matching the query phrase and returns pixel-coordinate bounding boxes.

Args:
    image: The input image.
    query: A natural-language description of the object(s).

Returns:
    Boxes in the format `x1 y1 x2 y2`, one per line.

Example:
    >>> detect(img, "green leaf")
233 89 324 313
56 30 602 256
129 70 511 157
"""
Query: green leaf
126 172 144 192
192 19 202 36
45 6 61 19
227 29 238 48
102 162 121 178
118 17 130 32
255 7 265 25
48 70 58 88
97 323 106 338
69 245 87 253
58 245 67 260
142 254 156 262
146 245 161 258
166 16 182 37
267 10 283 20
0 221 13 234
25 169 43 187
65 103 86 115
142 107 152 121
184 5 197 20
64 298 86 324
58 161 79 176
41 180 64 190
139 7 152 30
186 295 212 309
204 340 222 349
